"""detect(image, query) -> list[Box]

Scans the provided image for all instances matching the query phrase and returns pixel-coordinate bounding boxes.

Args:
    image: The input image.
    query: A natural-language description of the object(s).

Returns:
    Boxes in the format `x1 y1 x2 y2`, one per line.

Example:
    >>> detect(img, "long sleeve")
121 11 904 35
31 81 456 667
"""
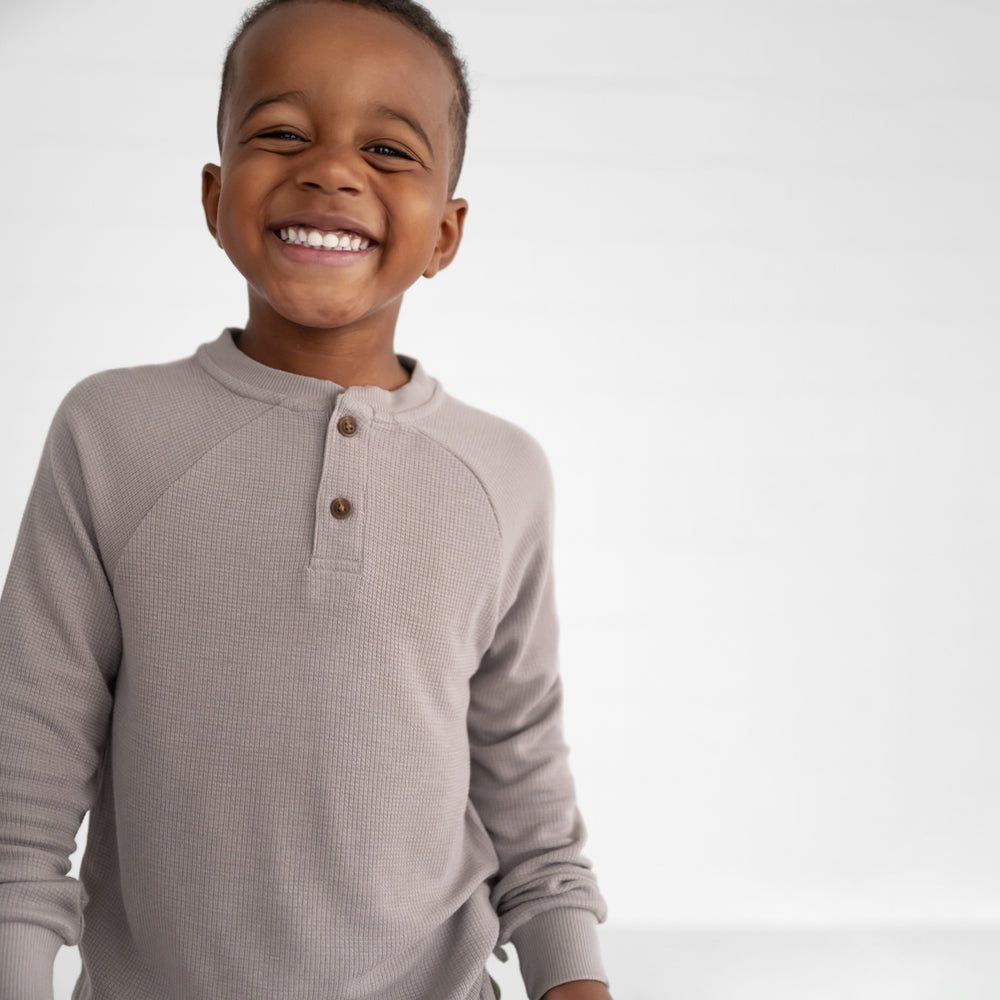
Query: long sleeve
1 334 609 999
0 404 120 999
467 447 608 1000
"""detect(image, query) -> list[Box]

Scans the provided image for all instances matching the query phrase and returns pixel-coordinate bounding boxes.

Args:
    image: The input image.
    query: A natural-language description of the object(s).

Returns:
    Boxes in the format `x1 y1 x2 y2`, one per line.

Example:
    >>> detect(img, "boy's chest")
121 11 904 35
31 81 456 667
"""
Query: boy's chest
110 404 501 709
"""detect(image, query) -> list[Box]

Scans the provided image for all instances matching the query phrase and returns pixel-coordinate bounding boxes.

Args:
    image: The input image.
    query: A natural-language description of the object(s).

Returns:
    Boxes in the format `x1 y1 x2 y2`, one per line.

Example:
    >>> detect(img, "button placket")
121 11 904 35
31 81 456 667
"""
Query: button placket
311 398 370 572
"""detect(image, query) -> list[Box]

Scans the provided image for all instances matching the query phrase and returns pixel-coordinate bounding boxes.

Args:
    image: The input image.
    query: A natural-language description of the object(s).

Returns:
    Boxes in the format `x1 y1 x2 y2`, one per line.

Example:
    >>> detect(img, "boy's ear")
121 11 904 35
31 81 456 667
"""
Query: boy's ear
201 164 223 247
423 198 468 278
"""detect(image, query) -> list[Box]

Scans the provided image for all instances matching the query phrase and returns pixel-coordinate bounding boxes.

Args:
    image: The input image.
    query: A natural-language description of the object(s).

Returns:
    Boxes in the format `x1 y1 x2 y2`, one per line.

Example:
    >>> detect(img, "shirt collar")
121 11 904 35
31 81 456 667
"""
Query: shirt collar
196 328 442 421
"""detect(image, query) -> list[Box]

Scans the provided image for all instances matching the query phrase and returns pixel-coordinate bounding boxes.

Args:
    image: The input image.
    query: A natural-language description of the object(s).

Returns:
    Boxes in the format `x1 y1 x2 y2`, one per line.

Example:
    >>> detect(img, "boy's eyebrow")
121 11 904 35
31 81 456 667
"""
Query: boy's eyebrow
237 90 308 130
367 104 434 156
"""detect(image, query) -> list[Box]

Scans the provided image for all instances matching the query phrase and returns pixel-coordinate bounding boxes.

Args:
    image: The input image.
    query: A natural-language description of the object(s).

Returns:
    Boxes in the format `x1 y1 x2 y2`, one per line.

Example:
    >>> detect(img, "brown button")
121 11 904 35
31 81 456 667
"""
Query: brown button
337 415 358 437
330 497 352 520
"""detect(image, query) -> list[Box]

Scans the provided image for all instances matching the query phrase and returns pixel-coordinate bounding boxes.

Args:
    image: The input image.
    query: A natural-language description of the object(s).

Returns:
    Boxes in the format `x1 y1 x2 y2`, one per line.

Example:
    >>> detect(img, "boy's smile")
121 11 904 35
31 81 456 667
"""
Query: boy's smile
201 1 466 381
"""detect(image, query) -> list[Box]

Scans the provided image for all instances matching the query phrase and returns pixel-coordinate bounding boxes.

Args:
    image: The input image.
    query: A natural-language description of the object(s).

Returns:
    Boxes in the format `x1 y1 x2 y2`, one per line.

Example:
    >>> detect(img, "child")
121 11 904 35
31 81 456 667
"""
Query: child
0 2 610 998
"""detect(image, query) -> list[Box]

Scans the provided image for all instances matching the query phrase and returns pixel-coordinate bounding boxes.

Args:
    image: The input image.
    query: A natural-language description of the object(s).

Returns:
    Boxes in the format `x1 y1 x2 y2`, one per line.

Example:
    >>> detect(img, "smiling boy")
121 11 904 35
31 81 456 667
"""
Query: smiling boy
0 3 610 999
203 0 468 388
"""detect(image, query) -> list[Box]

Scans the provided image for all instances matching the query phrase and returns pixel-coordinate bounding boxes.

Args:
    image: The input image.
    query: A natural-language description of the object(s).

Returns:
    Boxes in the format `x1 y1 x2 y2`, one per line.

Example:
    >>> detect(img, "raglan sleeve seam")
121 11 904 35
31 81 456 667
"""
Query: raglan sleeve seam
108 401 285 585
461 431 609 993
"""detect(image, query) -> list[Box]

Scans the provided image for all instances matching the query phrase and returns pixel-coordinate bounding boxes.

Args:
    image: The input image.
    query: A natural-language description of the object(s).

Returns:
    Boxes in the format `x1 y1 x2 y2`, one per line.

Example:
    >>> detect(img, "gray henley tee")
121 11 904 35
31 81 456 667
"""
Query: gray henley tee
0 330 607 1000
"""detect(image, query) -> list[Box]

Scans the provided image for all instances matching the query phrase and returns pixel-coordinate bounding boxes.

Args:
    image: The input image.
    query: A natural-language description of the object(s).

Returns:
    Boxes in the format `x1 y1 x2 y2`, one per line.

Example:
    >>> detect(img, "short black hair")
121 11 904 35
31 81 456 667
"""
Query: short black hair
216 0 471 193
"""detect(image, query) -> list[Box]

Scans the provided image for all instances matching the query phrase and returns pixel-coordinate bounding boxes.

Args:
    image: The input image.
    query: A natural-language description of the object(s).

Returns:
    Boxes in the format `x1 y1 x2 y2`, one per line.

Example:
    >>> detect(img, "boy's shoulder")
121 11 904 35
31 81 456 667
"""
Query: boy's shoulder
44 346 274 563
430 391 550 470
51 340 281 467
419 388 556 529
55 349 236 432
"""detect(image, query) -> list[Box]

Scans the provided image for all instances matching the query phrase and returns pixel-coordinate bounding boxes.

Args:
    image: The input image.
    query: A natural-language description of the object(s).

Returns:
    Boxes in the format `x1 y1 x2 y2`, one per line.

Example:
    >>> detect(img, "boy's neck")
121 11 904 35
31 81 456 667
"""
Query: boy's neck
235 325 411 391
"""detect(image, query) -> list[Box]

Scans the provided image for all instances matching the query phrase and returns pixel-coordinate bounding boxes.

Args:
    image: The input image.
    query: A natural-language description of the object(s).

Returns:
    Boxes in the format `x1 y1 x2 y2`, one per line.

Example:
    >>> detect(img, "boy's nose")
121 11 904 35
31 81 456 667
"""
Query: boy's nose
294 143 364 194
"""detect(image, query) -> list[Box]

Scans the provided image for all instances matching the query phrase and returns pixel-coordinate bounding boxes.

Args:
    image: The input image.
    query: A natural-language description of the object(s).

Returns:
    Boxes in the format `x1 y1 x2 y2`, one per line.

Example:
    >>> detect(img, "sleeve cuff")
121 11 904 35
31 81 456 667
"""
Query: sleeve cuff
0 922 63 1000
510 908 608 1000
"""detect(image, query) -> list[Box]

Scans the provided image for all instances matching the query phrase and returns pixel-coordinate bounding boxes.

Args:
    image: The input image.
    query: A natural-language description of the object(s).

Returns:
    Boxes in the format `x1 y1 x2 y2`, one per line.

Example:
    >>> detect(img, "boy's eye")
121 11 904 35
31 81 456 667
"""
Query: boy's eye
259 129 304 141
365 144 412 160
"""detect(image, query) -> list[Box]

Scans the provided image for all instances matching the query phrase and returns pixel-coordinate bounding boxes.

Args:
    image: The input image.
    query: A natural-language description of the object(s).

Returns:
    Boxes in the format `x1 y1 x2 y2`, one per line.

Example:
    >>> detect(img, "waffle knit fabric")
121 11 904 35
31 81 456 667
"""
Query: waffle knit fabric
0 330 607 1000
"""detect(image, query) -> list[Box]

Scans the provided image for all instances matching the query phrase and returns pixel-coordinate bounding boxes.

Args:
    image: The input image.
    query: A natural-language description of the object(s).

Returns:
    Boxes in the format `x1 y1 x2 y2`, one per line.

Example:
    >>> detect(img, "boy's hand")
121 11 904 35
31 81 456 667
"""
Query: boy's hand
540 981 613 1000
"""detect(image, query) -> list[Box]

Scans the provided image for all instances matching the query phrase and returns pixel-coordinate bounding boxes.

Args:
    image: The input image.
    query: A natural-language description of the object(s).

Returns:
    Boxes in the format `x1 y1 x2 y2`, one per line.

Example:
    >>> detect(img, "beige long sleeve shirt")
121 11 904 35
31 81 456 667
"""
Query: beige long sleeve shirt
0 330 606 1000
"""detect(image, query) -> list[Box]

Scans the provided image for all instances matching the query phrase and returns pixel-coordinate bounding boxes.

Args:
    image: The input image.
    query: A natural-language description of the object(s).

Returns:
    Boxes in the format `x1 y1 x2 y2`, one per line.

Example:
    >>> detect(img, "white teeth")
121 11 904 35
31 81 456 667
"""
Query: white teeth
278 227 372 251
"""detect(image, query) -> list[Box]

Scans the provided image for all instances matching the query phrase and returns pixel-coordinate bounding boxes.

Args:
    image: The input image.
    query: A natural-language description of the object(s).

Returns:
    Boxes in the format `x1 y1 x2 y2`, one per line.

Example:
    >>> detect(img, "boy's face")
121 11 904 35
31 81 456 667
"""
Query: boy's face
202 2 466 342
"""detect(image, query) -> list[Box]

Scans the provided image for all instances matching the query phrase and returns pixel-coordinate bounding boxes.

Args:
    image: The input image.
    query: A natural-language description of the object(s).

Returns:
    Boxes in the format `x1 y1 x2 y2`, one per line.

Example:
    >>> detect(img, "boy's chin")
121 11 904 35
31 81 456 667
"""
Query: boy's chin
250 295 387 331
253 300 398 339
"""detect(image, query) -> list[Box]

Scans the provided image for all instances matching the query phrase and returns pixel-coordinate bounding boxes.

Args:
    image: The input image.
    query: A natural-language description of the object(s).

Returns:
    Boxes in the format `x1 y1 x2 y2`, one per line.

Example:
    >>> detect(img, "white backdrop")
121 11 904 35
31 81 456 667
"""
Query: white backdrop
2 0 999 991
